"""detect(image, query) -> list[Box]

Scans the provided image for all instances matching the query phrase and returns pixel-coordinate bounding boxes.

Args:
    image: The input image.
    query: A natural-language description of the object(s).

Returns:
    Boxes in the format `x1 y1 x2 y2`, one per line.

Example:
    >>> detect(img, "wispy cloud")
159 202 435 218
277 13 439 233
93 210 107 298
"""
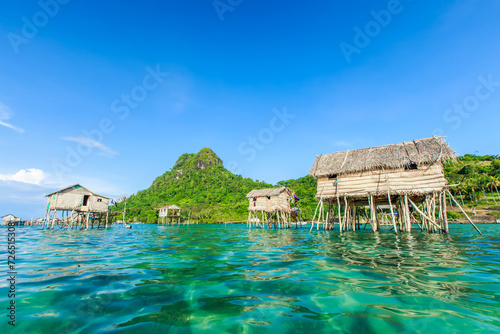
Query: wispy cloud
0 102 24 133
0 168 46 185
62 136 118 157
334 140 351 147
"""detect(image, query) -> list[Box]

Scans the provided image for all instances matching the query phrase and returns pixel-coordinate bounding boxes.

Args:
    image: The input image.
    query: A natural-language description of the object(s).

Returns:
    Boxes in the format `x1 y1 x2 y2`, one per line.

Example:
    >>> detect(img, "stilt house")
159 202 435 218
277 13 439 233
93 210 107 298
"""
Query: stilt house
44 184 110 229
247 187 293 212
2 214 20 225
309 136 458 233
246 187 295 229
158 204 181 224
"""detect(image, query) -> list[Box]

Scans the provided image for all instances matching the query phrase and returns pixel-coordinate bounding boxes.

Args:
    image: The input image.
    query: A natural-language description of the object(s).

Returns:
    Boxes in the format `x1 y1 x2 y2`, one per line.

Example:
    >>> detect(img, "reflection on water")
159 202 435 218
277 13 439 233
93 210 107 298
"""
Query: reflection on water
1 224 499 333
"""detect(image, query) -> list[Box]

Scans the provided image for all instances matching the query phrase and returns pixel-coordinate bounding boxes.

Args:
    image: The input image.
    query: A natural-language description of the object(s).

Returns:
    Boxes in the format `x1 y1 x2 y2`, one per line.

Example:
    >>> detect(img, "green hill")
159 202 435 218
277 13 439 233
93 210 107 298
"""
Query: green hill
116 148 304 223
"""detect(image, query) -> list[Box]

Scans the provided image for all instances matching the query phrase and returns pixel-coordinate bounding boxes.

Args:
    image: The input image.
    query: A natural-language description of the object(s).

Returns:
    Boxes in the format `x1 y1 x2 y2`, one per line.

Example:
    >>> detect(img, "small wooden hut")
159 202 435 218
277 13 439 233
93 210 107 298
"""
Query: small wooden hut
246 187 294 229
308 136 473 234
1 214 20 225
158 205 181 225
44 184 110 230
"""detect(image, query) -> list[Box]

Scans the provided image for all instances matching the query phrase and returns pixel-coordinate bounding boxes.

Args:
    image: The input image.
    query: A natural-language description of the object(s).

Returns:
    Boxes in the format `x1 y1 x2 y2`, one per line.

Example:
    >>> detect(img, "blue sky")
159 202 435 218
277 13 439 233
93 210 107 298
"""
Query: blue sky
1 0 500 219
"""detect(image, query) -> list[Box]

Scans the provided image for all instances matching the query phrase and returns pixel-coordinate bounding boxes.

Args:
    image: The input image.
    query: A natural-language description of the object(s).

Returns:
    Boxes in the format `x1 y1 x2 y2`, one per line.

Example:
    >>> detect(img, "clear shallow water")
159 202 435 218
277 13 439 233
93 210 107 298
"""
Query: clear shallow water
1 224 499 334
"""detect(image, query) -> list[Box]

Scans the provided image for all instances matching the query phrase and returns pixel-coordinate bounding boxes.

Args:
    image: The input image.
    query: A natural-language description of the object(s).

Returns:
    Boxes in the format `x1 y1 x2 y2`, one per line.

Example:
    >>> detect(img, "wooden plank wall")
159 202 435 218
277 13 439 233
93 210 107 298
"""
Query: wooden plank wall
248 192 291 212
316 164 446 198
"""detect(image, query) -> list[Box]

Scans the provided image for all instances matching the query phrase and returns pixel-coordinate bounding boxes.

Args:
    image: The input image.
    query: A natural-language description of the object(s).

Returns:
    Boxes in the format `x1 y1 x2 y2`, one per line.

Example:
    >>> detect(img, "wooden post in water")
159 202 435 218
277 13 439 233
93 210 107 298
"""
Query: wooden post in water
343 197 348 231
407 197 443 233
443 191 449 234
310 198 321 232
337 194 342 232
404 194 411 232
352 204 357 231
446 189 482 235
387 194 397 234
369 195 377 232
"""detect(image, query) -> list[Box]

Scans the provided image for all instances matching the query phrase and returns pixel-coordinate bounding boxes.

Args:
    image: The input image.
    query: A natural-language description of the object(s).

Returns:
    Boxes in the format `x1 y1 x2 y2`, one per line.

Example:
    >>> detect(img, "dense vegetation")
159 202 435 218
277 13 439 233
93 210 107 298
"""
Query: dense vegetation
445 154 500 210
116 149 500 224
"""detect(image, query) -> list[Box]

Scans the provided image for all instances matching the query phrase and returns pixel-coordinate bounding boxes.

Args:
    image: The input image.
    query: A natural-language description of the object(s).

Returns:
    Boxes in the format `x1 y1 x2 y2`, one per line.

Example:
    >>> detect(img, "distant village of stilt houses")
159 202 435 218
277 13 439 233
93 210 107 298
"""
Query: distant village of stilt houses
3 136 482 235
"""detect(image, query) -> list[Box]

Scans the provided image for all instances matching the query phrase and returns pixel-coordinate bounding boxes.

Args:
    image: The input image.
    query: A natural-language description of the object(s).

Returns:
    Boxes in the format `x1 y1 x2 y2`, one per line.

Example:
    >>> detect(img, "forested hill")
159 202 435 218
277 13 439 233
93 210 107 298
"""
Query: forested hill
117 148 294 223
117 149 500 224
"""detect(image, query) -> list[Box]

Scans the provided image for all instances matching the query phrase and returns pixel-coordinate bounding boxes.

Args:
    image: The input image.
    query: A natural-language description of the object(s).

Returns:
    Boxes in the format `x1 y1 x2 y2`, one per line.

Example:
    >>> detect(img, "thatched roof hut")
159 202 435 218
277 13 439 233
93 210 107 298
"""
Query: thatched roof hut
310 136 455 199
246 187 293 212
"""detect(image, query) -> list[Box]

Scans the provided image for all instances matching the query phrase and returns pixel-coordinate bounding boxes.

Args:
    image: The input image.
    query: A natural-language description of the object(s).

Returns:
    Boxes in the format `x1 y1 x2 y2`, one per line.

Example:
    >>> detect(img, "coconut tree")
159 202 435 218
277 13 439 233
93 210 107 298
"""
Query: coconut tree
461 178 477 205
489 176 500 202
456 182 466 206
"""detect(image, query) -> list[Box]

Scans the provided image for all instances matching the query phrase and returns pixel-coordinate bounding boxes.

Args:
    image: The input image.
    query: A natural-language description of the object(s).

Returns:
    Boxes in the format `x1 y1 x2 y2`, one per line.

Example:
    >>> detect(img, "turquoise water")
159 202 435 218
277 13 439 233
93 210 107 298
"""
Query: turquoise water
1 224 499 333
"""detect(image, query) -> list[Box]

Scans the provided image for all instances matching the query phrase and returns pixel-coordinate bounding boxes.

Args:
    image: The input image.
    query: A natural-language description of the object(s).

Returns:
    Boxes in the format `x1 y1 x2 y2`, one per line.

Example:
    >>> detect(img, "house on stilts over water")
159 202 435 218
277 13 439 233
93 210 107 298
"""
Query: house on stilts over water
44 184 111 229
158 205 182 225
309 136 482 234
246 186 300 229
1 214 21 226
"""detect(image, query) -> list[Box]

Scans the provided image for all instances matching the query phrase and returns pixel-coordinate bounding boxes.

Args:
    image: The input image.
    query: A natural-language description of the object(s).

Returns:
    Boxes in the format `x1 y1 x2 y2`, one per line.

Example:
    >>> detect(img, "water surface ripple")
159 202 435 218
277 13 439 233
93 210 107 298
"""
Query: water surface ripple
1 224 499 333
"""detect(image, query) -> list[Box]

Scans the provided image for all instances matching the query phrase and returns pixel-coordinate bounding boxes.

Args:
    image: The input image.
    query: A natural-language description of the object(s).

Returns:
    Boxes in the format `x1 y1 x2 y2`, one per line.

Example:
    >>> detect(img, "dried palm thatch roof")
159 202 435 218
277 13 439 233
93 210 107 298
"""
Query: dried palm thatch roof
310 136 455 177
246 187 292 198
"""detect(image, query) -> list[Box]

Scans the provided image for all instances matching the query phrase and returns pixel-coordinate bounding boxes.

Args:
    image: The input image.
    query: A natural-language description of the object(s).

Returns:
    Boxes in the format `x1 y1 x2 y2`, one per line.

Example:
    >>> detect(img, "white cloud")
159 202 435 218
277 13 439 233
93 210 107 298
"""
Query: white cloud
334 140 351 147
0 168 46 185
62 136 118 157
0 102 24 133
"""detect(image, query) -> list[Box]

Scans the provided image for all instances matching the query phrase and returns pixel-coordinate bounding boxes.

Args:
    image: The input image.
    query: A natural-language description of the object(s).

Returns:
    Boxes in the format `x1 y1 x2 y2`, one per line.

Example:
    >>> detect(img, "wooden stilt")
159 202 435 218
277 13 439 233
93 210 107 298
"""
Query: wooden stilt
443 191 449 234
324 202 329 230
331 203 335 230
446 189 482 235
310 199 321 232
51 209 57 229
337 193 342 232
407 197 443 233
403 194 410 232
369 195 377 232
343 197 348 231
310 182 327 232
432 193 437 233
382 168 397 233
352 204 357 231
317 201 323 231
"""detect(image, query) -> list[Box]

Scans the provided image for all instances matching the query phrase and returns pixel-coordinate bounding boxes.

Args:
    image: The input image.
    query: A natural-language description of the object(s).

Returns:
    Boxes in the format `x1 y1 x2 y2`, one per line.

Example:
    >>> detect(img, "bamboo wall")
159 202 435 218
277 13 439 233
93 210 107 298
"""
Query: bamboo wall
46 189 109 212
316 163 446 199
248 192 291 212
